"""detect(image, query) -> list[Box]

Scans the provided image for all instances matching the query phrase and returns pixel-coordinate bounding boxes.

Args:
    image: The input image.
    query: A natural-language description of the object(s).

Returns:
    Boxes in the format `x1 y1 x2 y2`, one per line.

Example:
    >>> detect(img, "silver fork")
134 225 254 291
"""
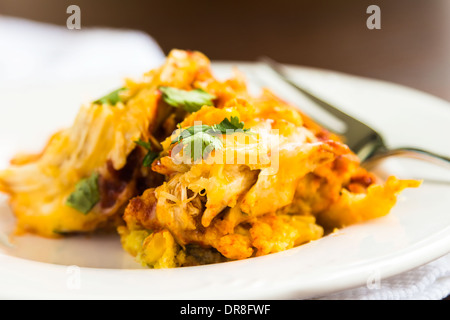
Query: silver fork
258 57 450 170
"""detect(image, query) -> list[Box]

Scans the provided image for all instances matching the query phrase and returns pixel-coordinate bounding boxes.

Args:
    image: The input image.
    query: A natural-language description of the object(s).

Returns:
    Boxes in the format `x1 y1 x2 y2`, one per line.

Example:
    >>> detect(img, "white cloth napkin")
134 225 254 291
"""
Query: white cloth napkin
1 15 449 301
0 15 165 87
314 253 450 300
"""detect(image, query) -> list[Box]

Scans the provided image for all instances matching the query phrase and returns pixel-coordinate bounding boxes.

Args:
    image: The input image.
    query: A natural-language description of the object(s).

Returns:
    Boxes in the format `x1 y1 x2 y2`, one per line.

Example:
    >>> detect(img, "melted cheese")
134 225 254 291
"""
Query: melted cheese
0 49 217 237
0 49 421 269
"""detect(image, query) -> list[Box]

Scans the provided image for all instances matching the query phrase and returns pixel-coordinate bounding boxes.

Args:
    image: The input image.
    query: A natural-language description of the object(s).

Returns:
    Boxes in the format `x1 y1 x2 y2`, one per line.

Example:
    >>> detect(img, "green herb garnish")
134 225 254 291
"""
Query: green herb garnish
135 139 160 167
65 172 100 214
212 116 251 133
171 124 212 144
172 116 251 161
180 130 223 162
93 87 126 105
159 86 216 112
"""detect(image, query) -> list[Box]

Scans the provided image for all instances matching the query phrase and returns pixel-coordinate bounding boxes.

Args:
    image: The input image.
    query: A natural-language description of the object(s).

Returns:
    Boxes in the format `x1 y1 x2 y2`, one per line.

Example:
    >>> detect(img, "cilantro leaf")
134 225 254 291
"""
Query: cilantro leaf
171 124 212 145
93 87 126 106
180 131 223 161
212 116 250 133
159 86 216 112
134 139 152 150
171 116 252 162
135 139 160 167
143 151 160 167
66 172 100 214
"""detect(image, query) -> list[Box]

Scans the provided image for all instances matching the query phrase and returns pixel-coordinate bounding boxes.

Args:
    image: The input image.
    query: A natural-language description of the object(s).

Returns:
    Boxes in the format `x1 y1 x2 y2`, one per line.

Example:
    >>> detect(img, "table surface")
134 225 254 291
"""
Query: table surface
0 0 449 102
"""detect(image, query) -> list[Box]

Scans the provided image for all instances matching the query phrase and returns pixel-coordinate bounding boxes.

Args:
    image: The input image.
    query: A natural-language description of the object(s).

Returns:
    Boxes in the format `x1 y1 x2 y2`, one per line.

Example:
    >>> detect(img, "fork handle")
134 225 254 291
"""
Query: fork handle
363 147 450 170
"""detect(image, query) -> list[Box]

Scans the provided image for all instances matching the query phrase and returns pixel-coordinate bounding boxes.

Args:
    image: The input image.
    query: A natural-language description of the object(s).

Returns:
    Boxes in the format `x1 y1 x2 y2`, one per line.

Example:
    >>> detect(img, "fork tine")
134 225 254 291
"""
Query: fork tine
258 57 450 168
259 56 365 128
258 56 386 158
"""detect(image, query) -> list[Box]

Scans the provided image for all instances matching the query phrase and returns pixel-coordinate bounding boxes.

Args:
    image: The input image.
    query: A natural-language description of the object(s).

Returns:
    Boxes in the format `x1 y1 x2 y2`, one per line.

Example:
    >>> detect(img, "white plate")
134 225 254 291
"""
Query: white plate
0 62 449 300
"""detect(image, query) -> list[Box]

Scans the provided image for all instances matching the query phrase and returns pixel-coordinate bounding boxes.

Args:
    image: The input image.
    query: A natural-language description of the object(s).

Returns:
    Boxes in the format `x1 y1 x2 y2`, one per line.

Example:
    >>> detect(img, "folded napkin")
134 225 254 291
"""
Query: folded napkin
1 15 448 301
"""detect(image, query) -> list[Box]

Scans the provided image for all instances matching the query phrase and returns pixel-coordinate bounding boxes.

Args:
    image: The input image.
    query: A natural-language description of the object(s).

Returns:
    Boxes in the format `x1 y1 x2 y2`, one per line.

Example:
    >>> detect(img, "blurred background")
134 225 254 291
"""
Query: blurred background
0 0 449 101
